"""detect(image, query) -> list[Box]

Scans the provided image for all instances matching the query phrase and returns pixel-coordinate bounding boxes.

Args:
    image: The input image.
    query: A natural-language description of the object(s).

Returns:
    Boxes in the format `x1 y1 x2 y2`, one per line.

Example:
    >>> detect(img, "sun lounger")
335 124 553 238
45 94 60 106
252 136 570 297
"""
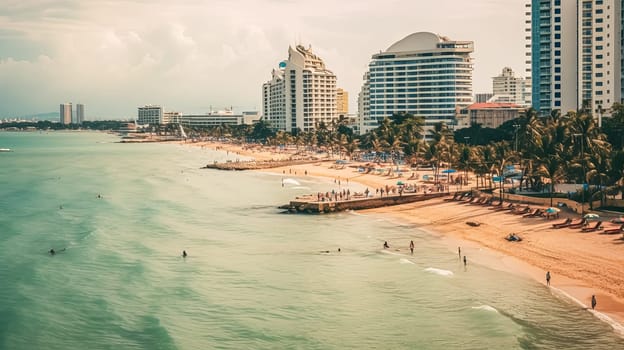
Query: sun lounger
601 224 624 234
522 208 540 218
490 202 512 211
581 221 602 232
461 197 477 204
444 192 462 202
512 207 531 215
567 218 588 229
470 197 487 205
551 218 572 228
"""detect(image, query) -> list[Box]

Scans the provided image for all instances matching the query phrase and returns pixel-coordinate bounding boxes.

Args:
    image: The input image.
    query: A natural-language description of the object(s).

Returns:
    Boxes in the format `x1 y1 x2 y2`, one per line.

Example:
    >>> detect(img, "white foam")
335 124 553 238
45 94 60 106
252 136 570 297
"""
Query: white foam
291 186 311 191
424 267 454 277
551 287 624 336
471 305 499 313
399 258 414 265
282 178 300 186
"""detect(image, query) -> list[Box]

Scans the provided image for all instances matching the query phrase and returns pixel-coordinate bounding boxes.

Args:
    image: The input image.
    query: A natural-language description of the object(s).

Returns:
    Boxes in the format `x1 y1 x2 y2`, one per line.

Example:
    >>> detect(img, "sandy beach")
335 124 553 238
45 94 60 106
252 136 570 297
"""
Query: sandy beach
192 140 624 330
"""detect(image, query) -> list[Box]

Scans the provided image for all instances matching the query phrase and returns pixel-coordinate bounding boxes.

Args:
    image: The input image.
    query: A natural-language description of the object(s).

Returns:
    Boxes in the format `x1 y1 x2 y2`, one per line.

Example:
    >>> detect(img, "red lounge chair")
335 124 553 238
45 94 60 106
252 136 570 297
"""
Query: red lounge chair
601 224 624 234
551 218 572 228
581 221 602 232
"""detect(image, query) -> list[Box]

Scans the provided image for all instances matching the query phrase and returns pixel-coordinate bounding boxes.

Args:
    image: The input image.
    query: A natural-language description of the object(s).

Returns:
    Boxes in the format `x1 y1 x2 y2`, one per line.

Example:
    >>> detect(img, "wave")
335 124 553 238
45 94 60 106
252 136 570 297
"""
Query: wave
424 267 454 277
282 178 300 186
291 186 311 191
399 258 414 265
551 287 624 336
471 305 499 313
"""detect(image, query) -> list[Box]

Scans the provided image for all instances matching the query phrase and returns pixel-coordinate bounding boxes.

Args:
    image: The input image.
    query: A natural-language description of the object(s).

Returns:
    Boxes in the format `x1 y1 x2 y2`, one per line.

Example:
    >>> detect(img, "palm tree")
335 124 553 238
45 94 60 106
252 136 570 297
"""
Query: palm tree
536 155 565 207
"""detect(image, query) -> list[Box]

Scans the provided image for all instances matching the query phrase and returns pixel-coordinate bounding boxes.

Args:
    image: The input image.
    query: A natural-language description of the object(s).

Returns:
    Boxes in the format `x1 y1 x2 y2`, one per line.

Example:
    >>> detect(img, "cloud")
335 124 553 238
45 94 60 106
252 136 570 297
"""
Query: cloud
0 0 527 118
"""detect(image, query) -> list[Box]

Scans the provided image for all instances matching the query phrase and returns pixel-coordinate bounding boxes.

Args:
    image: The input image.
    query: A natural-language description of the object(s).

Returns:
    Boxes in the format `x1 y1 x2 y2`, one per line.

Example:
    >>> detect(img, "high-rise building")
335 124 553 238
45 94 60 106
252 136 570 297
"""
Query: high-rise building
76 104 84 124
475 93 494 103
336 88 349 116
527 0 622 116
60 103 72 124
262 45 338 132
137 105 163 125
358 32 474 136
493 67 531 106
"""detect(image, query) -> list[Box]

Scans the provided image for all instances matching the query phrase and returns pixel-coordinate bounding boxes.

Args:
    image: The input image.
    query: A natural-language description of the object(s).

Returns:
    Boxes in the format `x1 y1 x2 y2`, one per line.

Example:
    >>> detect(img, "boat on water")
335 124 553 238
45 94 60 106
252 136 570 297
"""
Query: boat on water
0 148 12 152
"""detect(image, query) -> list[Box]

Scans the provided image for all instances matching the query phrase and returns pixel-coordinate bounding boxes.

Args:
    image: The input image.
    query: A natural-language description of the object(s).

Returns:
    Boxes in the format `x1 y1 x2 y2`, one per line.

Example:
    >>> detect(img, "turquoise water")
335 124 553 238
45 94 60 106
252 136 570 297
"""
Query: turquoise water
0 131 623 349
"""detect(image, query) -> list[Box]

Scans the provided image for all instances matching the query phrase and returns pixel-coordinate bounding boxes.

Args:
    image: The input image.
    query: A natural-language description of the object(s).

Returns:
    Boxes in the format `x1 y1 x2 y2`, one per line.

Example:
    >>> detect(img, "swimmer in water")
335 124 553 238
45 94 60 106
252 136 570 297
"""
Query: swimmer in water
182 250 188 258
383 241 389 249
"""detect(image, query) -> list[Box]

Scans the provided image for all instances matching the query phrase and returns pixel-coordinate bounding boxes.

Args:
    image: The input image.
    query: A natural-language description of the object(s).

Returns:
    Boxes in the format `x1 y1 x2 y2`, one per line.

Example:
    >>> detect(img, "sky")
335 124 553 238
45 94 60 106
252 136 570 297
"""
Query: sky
0 0 527 119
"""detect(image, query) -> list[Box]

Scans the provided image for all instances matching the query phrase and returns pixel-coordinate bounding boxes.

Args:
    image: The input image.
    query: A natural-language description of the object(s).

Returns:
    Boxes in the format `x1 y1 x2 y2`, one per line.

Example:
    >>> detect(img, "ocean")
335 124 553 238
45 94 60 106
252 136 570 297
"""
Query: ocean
0 131 622 349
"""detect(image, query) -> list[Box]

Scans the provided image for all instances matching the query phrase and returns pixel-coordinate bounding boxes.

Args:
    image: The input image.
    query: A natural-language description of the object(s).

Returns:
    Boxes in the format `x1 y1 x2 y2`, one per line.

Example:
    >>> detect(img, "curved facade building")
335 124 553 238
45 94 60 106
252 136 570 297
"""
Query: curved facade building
358 32 474 135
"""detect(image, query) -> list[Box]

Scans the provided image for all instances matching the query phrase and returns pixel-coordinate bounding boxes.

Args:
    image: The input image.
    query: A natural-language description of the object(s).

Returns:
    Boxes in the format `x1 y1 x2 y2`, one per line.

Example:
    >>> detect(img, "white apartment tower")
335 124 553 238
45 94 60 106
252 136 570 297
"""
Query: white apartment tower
358 32 474 136
493 67 531 106
527 0 623 116
577 0 622 114
60 103 72 125
262 45 338 132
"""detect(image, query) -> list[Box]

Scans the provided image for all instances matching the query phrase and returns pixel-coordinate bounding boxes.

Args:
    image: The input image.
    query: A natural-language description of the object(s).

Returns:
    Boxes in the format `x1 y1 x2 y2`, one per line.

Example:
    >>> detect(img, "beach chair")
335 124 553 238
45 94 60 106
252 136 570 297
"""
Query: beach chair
470 197 486 205
444 192 462 202
512 207 531 215
567 218 588 229
581 221 602 232
488 198 502 207
551 218 572 228
522 208 539 218
601 224 624 234
491 202 512 211
479 197 494 206
460 196 476 204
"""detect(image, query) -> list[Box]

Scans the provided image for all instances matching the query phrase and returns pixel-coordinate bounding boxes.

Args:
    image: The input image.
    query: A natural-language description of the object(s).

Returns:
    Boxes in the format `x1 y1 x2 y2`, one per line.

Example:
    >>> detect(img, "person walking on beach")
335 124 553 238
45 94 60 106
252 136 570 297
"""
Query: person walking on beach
591 295 597 310
383 241 389 249
546 271 551 286
458 247 461 259
463 255 467 266
409 240 414 255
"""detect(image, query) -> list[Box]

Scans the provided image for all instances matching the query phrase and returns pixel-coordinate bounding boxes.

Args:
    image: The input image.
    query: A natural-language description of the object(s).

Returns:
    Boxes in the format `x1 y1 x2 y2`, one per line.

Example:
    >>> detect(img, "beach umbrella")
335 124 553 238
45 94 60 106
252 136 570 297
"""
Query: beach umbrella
396 181 404 185
441 169 457 174
545 207 560 214
584 213 600 220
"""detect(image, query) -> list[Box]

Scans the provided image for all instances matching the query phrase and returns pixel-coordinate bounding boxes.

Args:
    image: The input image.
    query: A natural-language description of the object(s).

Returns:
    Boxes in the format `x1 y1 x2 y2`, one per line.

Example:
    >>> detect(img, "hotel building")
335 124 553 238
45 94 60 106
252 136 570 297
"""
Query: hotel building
492 67 531 106
358 32 474 136
262 45 338 132
60 103 72 125
527 0 622 116
137 105 164 125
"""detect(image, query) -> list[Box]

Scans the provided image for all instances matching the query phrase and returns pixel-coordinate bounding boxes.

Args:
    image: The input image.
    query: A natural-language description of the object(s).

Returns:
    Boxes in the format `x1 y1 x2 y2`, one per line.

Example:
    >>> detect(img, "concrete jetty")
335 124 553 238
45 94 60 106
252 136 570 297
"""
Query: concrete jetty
279 192 447 214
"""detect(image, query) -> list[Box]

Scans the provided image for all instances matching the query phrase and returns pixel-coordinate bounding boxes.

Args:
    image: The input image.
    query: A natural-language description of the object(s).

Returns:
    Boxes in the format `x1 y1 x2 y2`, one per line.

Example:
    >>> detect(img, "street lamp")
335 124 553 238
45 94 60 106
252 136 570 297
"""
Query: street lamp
513 124 520 153
573 133 585 216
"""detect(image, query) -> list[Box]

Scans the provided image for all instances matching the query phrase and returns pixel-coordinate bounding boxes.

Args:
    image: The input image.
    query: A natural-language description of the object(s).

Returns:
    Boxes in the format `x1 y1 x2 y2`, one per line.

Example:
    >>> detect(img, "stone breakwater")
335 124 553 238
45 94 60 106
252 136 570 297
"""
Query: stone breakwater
202 158 322 171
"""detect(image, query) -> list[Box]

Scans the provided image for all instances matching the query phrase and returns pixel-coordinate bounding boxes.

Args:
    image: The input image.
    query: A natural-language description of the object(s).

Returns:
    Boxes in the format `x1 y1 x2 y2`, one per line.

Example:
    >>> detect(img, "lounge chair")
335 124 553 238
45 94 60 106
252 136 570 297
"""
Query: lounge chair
461 197 477 204
488 199 502 207
581 221 602 232
470 197 486 205
522 208 540 218
601 224 624 234
512 207 531 215
480 197 494 206
551 218 572 228
444 192 462 202
567 218 588 229
490 202 512 211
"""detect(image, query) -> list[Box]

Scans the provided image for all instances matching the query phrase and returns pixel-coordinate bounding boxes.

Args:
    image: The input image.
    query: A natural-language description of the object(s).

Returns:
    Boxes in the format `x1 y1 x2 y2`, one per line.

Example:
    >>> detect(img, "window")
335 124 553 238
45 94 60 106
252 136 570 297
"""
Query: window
555 25 561 31
555 50 561 56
